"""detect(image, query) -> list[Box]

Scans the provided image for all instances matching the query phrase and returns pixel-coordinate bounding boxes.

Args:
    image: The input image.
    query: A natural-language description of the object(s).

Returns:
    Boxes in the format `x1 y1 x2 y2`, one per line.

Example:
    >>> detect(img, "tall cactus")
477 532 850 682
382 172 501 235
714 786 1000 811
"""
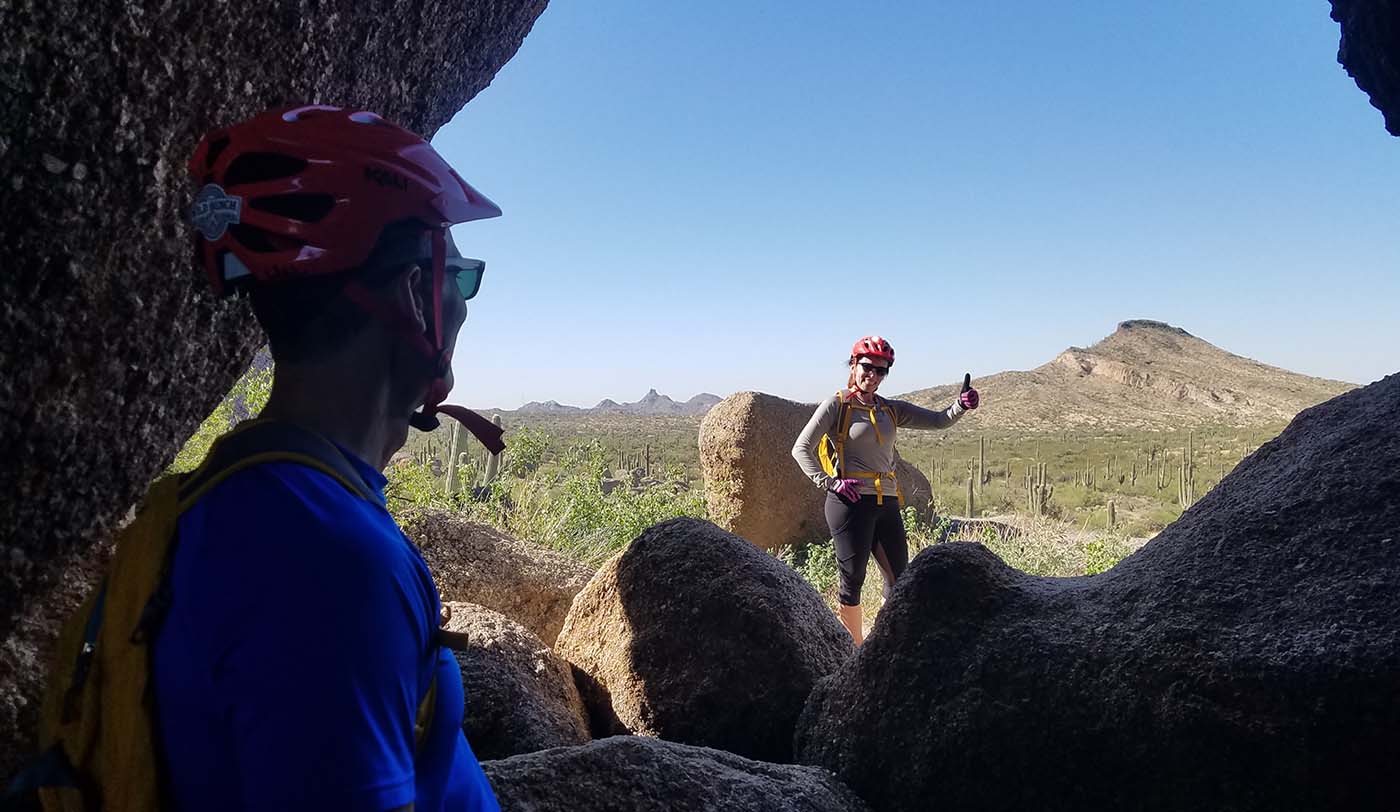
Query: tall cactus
443 422 469 495
1026 461 1053 516
482 414 505 486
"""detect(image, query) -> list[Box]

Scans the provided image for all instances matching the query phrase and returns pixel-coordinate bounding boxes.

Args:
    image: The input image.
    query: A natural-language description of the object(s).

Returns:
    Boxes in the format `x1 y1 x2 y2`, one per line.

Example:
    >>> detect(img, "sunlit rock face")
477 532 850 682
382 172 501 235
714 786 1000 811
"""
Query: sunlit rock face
0 0 548 773
1331 0 1400 136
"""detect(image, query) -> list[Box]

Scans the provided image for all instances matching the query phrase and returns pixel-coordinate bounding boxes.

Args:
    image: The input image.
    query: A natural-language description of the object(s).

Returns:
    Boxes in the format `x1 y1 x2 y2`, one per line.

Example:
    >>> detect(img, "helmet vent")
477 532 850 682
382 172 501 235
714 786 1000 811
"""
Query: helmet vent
229 223 304 254
250 193 335 223
204 136 231 169
225 152 308 187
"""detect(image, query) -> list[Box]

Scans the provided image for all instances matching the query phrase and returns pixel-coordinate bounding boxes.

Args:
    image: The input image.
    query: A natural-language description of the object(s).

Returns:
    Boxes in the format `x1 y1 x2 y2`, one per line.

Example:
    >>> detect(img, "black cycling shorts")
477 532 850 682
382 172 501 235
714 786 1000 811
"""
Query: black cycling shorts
823 491 908 607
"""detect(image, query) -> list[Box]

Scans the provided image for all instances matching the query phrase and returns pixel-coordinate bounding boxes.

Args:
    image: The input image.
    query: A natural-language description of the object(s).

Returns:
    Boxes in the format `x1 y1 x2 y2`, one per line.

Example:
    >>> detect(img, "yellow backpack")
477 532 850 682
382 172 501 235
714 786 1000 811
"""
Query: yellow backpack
817 390 905 506
3 419 436 811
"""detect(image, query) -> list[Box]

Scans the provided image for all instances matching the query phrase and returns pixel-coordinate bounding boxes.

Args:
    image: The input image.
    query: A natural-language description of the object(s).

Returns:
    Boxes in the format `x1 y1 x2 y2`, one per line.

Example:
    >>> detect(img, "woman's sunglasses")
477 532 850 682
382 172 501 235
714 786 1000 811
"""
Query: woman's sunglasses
446 257 486 301
858 362 890 377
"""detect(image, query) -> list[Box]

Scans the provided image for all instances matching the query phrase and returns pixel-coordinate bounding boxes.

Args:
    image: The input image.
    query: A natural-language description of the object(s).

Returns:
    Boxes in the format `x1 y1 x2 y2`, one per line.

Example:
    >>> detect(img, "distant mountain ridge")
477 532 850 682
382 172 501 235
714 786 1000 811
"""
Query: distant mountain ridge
898 319 1355 431
511 389 721 417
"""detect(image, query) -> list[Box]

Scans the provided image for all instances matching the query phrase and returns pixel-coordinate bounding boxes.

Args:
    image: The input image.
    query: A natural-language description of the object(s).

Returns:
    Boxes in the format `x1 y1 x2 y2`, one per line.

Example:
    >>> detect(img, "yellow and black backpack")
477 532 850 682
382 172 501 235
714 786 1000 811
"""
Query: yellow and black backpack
816 390 905 506
2 419 437 812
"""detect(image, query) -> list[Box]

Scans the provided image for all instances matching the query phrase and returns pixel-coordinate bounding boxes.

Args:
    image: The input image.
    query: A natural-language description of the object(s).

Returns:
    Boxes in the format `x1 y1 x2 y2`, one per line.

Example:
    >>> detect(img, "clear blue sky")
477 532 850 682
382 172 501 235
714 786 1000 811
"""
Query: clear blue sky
433 1 1399 410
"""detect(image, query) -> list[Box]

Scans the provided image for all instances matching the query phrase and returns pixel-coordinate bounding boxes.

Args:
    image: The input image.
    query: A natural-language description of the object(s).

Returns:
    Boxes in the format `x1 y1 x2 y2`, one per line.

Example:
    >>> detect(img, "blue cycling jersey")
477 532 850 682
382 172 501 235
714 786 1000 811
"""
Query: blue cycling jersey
152 448 498 811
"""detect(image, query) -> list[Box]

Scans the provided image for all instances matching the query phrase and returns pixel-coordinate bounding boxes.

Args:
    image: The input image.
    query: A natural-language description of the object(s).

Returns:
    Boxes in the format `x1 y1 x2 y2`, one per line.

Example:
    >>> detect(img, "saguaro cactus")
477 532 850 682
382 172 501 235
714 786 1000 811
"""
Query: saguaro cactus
483 414 505 486
1026 462 1053 517
443 422 469 495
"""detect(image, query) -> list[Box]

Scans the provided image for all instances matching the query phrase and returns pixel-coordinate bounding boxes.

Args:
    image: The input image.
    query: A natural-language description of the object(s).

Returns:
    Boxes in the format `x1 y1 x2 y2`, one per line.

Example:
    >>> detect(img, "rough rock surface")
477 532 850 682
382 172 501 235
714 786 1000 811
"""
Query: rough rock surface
1332 0 1400 136
442 602 589 760
482 736 869 812
0 0 547 775
698 392 939 550
405 510 592 645
796 374 1400 811
555 518 852 763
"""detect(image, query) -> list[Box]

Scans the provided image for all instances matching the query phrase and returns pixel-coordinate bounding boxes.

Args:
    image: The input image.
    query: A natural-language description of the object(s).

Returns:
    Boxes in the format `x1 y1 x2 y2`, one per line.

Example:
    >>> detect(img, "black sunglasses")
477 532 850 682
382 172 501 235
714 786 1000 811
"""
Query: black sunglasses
446 257 485 301
858 361 890 377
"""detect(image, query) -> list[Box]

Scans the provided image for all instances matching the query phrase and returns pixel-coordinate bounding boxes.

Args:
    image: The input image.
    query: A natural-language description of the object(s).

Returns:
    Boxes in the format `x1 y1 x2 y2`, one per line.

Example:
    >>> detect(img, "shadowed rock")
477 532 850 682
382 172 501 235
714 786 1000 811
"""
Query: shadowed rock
555 518 852 762
406 510 592 646
698 392 935 550
442 602 589 760
796 374 1400 811
1331 0 1400 136
482 736 870 812
0 0 547 774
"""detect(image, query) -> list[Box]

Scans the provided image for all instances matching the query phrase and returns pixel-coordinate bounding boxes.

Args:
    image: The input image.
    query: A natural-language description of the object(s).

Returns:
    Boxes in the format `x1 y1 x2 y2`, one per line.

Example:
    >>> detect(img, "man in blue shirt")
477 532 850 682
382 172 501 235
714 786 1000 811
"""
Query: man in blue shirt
154 105 504 810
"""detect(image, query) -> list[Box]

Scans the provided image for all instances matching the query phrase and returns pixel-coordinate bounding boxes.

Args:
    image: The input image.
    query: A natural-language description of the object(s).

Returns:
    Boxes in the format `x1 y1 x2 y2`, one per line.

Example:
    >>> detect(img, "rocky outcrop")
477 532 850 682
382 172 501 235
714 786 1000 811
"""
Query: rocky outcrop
555 518 852 762
698 392 938 550
796 374 1400 811
0 0 547 775
1332 0 1400 136
894 452 931 512
404 511 592 645
482 736 870 812
442 602 589 760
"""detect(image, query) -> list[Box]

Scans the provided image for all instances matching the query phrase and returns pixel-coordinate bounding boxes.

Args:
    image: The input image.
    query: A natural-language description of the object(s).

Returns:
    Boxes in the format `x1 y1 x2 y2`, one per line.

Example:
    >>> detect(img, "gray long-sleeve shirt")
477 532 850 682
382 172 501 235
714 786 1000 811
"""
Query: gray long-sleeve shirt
791 394 966 494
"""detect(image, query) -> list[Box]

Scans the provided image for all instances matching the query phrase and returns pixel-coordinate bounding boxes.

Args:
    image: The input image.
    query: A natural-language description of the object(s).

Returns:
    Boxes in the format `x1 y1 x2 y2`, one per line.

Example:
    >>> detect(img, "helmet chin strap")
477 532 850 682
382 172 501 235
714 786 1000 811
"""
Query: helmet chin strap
344 228 505 455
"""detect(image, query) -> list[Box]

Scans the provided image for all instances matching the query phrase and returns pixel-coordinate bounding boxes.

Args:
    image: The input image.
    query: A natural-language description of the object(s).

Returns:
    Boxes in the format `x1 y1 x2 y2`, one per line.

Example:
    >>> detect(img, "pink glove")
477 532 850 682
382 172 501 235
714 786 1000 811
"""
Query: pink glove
959 372 980 410
830 478 861 501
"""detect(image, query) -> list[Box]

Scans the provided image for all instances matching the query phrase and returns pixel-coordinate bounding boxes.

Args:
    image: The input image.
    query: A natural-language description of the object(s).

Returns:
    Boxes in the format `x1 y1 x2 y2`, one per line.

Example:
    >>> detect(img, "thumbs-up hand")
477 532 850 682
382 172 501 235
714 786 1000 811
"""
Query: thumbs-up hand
959 373 980 410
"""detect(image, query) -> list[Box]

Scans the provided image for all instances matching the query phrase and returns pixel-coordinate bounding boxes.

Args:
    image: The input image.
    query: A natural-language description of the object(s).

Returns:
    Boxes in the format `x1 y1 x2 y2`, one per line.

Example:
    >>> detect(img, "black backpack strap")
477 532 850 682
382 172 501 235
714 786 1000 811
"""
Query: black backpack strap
177 419 381 511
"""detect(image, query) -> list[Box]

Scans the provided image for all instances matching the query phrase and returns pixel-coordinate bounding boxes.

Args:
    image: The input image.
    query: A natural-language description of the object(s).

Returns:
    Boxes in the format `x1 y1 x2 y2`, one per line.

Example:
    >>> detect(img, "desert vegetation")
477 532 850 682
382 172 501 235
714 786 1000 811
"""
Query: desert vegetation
172 355 1282 605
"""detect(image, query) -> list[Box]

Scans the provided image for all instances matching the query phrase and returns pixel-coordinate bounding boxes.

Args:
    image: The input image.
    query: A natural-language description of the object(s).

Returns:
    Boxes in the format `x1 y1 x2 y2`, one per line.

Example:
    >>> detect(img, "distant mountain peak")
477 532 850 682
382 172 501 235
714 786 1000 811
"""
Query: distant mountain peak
517 389 717 416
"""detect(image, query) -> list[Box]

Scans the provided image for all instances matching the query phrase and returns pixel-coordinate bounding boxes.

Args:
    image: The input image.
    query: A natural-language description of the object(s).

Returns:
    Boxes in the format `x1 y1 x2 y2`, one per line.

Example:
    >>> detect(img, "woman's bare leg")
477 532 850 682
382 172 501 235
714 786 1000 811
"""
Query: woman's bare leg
838 602 864 646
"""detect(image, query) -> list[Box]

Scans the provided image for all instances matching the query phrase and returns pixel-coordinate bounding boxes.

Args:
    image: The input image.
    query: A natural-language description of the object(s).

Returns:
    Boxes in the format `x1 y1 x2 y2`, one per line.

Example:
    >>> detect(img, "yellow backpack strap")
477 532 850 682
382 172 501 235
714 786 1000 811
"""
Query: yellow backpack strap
833 391 854 478
177 418 379 512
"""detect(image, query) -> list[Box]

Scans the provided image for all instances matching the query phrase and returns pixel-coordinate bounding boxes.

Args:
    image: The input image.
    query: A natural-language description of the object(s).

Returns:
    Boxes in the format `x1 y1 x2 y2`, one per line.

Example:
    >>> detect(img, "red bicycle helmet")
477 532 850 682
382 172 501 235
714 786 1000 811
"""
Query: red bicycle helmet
188 104 500 296
188 105 506 450
851 335 895 366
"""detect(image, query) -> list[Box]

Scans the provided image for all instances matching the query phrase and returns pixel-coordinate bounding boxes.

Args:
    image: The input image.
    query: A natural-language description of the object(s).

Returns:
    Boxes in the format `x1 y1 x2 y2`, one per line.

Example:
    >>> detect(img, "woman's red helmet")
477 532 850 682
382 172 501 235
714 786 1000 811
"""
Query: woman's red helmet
851 335 895 365
188 104 501 296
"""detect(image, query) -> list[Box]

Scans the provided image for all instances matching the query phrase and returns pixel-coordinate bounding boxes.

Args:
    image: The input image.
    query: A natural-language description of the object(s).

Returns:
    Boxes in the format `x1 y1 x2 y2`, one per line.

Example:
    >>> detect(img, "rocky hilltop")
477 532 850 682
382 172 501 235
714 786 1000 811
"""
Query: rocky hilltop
900 320 1354 431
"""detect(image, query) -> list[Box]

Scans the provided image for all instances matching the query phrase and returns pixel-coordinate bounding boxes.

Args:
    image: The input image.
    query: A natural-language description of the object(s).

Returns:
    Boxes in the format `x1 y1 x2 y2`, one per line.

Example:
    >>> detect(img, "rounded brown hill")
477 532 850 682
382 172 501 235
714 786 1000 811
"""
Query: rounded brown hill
900 319 1355 431
796 372 1400 811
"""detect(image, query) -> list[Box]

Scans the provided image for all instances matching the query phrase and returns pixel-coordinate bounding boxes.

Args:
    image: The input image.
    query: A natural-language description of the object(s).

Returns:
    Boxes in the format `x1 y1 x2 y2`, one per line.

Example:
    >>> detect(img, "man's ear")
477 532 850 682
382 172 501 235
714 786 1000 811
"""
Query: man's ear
389 264 429 333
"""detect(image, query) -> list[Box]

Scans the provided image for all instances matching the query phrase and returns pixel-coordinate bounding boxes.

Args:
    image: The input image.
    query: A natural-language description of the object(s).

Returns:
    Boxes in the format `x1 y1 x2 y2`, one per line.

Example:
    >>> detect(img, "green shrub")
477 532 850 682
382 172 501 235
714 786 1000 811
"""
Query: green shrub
170 356 273 472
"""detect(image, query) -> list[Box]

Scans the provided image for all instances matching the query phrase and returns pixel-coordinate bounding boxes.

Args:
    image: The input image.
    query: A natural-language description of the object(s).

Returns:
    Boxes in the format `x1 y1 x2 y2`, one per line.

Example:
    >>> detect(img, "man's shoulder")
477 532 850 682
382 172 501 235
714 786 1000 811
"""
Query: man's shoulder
179 460 403 559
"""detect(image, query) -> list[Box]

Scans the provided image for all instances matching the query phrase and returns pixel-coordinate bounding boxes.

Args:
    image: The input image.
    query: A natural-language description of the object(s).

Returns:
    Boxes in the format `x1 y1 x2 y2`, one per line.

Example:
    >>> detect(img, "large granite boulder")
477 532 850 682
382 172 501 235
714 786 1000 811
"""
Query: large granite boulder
0 0 547 775
796 374 1400 811
442 602 589 760
1331 0 1400 136
698 392 937 550
405 510 592 645
555 518 852 762
481 736 869 812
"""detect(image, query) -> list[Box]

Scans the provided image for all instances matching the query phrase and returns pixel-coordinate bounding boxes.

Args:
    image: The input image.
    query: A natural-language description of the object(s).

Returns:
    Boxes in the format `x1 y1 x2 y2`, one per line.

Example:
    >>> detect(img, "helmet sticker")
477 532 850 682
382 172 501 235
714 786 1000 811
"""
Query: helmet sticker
191 184 243 240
